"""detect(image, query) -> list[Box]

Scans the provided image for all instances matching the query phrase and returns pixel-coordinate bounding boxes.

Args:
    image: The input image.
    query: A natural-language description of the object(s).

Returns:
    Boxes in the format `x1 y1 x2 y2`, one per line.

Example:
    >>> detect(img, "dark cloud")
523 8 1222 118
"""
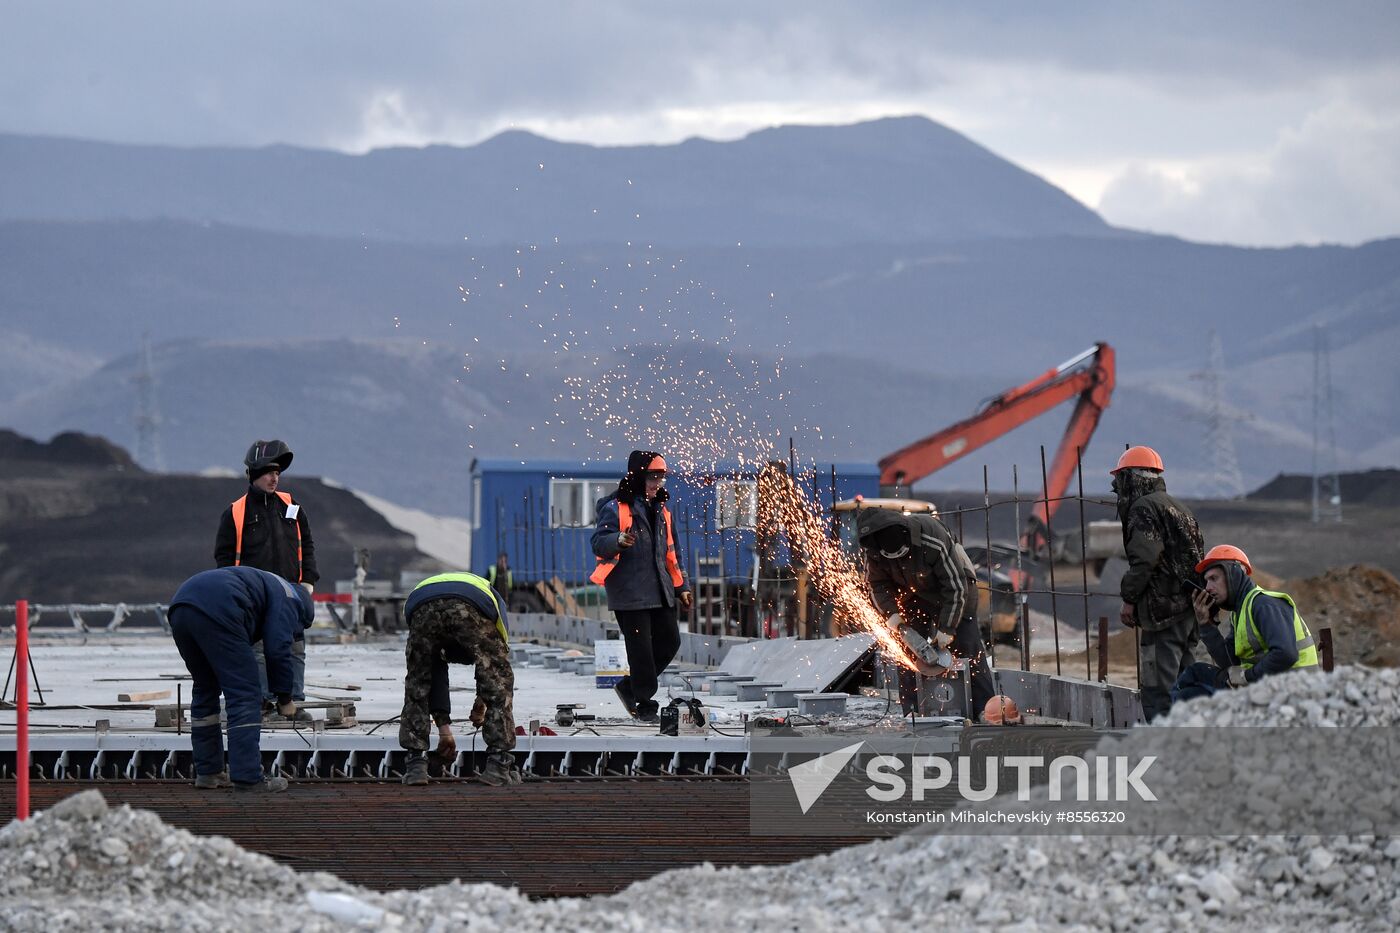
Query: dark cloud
2 1 1395 148
1 1 1396 244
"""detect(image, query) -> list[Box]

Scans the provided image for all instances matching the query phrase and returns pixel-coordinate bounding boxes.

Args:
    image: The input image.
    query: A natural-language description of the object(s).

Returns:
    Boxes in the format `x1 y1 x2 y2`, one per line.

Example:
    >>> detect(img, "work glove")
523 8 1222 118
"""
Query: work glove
885 612 905 631
1227 666 1249 689
469 697 487 727
435 724 458 761
300 581 315 596
276 695 298 718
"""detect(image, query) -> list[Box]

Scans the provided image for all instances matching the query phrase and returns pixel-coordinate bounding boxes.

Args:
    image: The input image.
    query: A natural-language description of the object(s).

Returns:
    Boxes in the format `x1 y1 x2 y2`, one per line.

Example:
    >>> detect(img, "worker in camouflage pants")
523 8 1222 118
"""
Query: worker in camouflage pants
398 573 519 786
1111 447 1205 722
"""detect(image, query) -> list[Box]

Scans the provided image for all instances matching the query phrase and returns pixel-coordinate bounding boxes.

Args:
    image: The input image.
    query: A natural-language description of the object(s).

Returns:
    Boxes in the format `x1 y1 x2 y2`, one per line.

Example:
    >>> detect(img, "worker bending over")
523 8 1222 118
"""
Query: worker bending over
399 572 520 787
168 566 313 793
1172 545 1318 701
857 506 995 717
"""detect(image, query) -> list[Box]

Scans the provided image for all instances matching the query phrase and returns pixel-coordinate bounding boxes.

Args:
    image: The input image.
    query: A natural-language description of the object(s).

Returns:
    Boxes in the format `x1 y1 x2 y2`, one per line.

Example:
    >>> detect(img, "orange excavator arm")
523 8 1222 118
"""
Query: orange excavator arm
878 343 1116 526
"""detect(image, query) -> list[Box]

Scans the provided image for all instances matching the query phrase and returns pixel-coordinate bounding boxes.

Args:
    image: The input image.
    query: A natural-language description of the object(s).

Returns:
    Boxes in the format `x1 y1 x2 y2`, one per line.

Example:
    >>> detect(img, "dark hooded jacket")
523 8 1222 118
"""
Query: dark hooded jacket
214 485 320 586
1115 470 1204 630
857 508 975 635
1198 561 1302 682
590 451 690 612
169 566 314 697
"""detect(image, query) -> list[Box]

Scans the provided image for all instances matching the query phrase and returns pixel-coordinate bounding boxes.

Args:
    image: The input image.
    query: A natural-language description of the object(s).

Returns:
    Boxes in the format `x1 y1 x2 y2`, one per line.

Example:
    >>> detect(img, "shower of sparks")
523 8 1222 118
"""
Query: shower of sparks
755 464 920 671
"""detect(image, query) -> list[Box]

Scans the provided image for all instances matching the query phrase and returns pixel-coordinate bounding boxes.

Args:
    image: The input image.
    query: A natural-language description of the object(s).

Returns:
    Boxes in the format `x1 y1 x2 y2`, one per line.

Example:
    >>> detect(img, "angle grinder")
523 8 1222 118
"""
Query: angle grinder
887 614 955 676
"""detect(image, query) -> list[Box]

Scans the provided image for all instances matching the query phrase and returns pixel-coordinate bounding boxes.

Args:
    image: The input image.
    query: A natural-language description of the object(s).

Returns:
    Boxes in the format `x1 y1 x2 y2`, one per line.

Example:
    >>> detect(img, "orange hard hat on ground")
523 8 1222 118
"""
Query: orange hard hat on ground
1196 544 1253 576
1110 446 1164 475
982 695 1022 725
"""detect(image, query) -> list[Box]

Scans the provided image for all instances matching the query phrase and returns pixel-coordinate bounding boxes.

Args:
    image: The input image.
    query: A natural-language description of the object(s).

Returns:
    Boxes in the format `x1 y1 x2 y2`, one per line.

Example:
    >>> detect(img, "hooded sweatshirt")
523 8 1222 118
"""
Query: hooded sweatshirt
1115 470 1204 630
857 508 975 635
1198 562 1302 681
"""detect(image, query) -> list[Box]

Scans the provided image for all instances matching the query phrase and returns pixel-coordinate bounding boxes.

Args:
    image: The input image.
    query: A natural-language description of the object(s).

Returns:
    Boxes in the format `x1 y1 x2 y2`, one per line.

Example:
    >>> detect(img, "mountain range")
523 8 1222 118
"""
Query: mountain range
2 116 1396 514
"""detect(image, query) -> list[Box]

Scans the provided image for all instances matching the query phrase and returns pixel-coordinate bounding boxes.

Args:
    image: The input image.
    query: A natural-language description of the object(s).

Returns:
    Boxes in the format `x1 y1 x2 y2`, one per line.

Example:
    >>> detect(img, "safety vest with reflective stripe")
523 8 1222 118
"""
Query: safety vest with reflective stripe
230 491 303 583
1232 587 1318 670
590 501 685 588
409 572 509 644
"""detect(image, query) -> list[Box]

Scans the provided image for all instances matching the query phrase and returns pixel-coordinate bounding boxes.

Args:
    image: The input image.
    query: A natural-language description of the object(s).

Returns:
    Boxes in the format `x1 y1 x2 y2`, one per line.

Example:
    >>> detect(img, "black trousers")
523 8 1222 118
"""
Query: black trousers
615 607 681 715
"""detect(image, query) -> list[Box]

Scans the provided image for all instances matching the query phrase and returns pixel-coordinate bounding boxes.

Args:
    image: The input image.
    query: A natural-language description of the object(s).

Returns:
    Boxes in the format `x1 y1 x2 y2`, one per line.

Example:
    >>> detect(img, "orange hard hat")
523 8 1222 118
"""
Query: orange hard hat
982 695 1022 725
1110 446 1164 475
1196 545 1253 576
646 455 668 473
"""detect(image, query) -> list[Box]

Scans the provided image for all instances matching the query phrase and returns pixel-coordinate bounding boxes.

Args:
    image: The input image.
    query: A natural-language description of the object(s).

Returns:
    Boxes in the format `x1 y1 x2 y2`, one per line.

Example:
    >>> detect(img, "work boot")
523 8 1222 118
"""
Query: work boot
635 702 660 725
613 679 638 717
401 754 429 786
478 755 521 787
233 776 289 793
193 770 231 790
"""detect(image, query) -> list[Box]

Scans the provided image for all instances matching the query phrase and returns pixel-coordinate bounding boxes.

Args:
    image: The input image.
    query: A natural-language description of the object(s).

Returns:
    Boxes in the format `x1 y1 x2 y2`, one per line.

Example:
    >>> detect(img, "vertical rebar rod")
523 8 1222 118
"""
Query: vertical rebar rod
1012 465 1025 669
1039 446 1062 676
1077 446 1091 680
1097 616 1109 683
984 466 1001 668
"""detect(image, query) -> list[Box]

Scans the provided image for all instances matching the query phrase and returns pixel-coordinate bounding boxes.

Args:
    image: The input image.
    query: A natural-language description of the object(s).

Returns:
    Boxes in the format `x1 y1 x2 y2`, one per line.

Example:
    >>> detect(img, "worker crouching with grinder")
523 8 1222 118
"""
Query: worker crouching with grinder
858 508 995 718
399 572 520 787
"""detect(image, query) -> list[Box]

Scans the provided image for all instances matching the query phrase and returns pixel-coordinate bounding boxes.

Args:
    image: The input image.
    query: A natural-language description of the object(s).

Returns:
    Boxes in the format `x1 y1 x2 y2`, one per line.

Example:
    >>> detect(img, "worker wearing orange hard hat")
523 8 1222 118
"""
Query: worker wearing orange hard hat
1171 545 1318 702
1110 446 1205 721
591 450 693 724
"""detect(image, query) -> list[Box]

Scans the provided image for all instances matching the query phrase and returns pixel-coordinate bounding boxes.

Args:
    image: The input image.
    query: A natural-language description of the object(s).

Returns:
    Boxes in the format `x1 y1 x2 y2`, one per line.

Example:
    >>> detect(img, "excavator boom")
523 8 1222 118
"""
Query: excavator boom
878 342 1116 526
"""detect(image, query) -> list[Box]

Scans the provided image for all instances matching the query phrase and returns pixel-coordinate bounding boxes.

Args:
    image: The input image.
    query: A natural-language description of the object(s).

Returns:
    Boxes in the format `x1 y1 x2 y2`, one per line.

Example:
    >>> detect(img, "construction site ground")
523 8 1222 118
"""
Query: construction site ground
0 779 853 897
1 636 901 737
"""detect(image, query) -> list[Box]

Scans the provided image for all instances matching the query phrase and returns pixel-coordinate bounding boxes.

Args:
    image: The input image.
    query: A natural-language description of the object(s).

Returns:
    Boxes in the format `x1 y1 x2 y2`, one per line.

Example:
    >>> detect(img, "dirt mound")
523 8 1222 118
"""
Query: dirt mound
1287 564 1400 667
0 429 438 604
1250 469 1400 508
0 429 139 473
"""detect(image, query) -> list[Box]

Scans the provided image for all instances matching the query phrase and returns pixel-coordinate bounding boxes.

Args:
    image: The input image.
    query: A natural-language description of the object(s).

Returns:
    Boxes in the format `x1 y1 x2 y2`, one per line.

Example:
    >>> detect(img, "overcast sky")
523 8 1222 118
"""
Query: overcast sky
2 1 1397 247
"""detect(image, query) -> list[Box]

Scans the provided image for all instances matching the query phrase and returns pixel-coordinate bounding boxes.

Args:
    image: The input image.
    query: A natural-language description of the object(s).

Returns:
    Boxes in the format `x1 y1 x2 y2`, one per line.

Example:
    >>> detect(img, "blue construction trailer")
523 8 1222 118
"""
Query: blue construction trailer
467 457 880 612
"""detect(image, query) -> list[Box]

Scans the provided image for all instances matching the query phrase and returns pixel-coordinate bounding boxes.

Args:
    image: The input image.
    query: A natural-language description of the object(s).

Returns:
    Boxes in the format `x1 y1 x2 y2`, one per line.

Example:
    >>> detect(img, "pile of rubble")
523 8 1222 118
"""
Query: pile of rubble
1287 564 1400 667
4 666 1398 931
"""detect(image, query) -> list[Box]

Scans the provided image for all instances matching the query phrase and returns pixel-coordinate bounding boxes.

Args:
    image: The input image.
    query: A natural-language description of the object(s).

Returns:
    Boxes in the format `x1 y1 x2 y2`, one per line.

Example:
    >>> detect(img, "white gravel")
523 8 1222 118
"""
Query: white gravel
4 666 1397 931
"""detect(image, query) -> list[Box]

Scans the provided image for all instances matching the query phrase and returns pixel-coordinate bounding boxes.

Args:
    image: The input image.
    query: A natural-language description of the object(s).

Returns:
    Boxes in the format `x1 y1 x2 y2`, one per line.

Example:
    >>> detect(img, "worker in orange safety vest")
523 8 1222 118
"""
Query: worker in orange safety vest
591 451 692 723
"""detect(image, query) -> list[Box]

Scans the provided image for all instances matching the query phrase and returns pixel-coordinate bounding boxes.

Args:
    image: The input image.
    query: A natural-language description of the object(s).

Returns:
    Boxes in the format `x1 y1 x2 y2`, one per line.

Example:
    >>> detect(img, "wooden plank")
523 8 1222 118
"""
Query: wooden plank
304 680 362 691
305 690 363 702
118 690 172 703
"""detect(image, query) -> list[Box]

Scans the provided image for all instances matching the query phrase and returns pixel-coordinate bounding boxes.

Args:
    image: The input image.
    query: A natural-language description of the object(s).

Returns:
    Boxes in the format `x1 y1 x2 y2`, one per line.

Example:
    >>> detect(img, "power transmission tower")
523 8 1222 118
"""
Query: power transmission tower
132 334 165 472
1199 329 1245 499
1311 324 1342 523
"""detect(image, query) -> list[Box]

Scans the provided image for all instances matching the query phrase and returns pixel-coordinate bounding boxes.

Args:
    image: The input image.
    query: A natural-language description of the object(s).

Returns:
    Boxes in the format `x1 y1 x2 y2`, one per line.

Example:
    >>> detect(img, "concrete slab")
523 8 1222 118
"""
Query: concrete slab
709 675 756 697
736 682 784 702
797 694 850 716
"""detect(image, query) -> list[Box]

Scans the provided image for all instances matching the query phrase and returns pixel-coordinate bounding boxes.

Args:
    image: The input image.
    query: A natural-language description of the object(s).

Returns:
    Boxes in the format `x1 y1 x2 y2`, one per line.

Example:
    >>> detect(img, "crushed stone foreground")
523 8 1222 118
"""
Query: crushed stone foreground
4 666 1400 932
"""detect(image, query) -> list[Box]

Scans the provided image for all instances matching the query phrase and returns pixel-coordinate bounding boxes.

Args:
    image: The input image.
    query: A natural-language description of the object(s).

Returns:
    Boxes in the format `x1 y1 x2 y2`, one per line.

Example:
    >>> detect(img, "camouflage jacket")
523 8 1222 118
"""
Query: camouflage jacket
1116 471 1204 630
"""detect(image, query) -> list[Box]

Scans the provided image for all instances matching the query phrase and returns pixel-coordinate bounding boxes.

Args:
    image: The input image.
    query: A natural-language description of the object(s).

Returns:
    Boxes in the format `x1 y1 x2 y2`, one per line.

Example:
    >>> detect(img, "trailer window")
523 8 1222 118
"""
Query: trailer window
715 480 758 530
550 479 614 527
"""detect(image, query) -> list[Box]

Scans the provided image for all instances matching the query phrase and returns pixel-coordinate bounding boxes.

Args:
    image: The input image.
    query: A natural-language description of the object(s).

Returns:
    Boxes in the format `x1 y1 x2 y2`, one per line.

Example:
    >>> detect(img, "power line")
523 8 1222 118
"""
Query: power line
1311 324 1342 523
132 334 165 472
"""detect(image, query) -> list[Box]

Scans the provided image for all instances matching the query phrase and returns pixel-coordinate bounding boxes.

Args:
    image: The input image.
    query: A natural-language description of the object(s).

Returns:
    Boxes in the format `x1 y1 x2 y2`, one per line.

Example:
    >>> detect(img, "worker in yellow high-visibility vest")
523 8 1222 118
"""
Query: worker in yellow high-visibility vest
1172 545 1318 702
